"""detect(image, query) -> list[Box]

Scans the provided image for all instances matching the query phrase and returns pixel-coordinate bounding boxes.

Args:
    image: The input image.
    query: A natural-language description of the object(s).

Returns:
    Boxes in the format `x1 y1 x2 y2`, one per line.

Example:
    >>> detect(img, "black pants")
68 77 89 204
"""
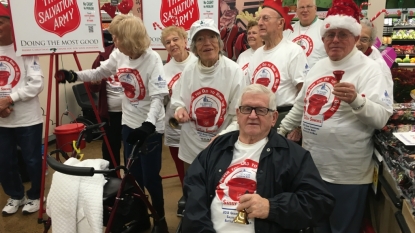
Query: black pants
102 112 122 175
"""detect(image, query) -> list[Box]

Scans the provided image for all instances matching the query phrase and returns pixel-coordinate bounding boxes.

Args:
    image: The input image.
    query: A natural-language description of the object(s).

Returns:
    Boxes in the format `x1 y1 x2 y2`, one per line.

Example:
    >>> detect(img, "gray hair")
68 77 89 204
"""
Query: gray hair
190 34 224 58
360 18 377 42
238 84 277 110
297 0 316 7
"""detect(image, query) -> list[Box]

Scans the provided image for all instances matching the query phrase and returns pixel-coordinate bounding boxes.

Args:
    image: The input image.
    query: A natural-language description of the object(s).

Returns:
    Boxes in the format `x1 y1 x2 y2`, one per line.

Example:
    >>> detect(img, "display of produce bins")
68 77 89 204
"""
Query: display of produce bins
392 68 415 103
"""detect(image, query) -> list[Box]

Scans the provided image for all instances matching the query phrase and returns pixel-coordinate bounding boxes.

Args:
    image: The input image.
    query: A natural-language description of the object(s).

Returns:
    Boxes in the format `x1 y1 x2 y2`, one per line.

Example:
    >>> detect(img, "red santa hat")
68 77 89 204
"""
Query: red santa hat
320 0 363 36
0 4 10 18
262 0 294 32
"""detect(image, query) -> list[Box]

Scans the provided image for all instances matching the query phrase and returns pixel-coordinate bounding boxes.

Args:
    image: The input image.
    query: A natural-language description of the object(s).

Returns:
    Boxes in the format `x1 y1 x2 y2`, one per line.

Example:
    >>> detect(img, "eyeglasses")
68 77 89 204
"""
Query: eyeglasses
298 5 315 11
239 106 275 116
324 32 353 41
195 35 218 45
359 37 372 43
255 15 281 22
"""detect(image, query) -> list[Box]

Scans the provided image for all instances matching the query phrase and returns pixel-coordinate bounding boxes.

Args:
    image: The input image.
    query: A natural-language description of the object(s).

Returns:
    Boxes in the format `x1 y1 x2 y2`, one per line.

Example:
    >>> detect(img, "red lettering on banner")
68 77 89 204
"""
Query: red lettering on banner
35 0 81 37
160 0 200 30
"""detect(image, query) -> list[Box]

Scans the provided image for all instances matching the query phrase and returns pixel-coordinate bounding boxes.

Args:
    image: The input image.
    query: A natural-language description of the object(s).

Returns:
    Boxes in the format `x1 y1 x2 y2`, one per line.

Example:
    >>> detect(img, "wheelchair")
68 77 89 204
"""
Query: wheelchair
43 123 168 233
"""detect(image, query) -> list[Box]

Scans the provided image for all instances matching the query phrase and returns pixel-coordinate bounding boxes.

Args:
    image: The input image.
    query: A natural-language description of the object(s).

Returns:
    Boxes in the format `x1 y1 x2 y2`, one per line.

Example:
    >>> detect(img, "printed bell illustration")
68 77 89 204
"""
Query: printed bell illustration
195 96 218 127
256 69 271 87
0 70 10 86
306 83 330 115
121 74 136 98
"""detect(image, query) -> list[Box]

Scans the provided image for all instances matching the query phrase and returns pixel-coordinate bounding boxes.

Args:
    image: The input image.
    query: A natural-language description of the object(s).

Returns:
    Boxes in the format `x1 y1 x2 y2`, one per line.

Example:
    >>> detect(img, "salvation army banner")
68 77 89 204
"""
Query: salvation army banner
9 0 105 56
142 0 219 49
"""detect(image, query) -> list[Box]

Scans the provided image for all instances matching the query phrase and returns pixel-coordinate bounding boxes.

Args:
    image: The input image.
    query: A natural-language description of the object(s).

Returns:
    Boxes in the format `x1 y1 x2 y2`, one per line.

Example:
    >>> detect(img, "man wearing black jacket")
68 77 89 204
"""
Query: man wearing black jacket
183 84 334 233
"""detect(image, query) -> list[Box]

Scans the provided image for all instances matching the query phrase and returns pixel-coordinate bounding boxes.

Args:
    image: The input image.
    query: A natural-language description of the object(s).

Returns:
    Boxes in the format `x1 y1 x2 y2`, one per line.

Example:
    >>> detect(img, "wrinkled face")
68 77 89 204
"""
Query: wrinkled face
247 25 262 50
257 7 283 41
237 92 277 140
0 17 12 45
356 26 373 54
296 0 317 26
194 30 220 63
163 31 187 59
323 29 359 61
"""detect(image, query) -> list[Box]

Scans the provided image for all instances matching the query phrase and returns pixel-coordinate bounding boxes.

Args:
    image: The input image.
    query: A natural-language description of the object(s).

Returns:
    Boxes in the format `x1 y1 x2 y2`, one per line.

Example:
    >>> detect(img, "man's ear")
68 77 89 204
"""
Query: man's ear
272 111 278 126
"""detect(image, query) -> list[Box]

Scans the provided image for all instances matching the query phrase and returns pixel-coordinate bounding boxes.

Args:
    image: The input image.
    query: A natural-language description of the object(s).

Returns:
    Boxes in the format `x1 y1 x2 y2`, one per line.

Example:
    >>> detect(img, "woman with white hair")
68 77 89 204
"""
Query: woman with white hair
160 25 197 186
356 18 393 89
171 19 247 169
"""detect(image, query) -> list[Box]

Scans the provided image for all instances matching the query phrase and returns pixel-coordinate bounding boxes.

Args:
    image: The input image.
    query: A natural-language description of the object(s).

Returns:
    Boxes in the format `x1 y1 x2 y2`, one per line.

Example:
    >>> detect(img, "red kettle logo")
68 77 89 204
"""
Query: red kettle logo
160 0 200 30
35 0 81 37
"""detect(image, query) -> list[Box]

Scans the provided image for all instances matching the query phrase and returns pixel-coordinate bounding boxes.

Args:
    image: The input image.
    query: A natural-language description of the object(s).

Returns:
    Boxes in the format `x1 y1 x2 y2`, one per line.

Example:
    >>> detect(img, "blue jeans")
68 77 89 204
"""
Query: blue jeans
0 123 43 200
122 125 165 216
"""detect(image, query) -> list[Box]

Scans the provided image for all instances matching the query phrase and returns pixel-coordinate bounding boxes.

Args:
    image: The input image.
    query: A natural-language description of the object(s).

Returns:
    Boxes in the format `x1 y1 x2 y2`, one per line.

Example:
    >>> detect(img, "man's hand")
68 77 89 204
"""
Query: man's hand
332 82 357 104
174 108 190 123
0 97 11 112
236 194 269 219
287 127 302 142
55 69 78 83
126 121 156 145
0 107 13 118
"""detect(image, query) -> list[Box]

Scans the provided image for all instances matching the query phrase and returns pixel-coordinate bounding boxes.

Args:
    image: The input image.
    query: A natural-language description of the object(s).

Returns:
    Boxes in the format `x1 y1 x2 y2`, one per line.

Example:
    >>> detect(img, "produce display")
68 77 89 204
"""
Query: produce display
392 29 415 40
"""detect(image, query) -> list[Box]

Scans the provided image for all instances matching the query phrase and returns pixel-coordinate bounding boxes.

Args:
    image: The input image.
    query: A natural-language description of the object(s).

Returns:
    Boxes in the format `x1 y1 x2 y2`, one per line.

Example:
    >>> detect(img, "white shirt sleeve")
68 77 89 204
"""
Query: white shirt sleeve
146 94 165 125
279 84 306 134
10 56 44 102
288 48 308 86
170 69 187 112
76 50 118 82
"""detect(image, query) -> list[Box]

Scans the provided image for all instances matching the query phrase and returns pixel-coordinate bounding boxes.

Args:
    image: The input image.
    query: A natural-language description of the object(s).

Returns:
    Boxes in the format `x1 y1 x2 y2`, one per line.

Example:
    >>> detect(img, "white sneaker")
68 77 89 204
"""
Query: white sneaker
2 197 27 215
22 198 43 214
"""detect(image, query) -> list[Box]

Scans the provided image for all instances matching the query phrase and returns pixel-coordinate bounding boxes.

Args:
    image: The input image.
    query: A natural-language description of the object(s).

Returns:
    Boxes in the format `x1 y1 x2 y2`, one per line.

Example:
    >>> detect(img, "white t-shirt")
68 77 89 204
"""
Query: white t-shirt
105 75 123 112
77 48 168 132
248 39 308 107
170 56 246 164
210 137 267 233
368 46 394 93
163 52 197 147
283 19 327 68
282 48 393 184
0 44 44 127
236 48 255 82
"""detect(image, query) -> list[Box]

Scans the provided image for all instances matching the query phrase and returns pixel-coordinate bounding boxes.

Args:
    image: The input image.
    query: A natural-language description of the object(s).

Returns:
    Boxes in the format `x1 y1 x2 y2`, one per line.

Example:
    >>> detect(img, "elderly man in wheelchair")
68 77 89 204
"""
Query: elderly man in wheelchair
181 84 335 233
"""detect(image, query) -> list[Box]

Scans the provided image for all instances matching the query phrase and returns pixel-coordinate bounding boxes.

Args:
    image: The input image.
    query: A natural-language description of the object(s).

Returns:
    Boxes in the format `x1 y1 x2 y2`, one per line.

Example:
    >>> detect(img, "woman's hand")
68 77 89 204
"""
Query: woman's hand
174 108 190 123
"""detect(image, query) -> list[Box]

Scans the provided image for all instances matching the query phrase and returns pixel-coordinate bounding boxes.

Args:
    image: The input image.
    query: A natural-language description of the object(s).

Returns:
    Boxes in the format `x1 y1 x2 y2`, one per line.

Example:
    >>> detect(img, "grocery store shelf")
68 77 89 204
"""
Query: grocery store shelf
397 54 415 57
398 63 415 67
393 26 415 29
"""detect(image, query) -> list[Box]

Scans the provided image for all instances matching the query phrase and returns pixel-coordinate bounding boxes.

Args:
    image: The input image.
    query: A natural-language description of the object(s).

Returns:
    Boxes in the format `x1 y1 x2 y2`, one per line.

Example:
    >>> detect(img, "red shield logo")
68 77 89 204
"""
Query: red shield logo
34 0 81 37
160 0 200 30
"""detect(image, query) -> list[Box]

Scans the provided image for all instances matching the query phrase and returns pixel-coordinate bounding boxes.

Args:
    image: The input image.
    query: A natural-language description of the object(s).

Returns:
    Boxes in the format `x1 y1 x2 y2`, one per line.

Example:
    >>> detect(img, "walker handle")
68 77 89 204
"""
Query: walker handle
46 156 94 176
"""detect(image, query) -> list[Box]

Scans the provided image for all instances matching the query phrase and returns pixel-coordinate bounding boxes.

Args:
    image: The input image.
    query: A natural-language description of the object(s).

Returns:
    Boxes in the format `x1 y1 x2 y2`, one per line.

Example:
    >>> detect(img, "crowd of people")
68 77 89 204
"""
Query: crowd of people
0 0 394 232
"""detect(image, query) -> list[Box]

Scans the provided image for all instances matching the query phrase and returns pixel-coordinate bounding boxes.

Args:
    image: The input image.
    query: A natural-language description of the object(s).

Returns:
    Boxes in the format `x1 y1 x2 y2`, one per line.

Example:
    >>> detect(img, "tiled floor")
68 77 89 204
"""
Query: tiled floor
0 140 183 233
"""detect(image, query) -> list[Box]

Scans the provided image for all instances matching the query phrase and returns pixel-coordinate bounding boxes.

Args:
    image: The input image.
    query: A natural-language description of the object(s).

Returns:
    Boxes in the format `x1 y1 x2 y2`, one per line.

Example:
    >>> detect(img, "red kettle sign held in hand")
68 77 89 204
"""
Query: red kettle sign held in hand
160 0 200 30
35 0 81 37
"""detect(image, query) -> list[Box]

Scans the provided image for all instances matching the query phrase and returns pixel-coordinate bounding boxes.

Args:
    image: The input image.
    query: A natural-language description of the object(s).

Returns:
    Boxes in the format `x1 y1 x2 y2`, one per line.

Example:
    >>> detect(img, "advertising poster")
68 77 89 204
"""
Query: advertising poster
142 0 219 49
9 0 105 56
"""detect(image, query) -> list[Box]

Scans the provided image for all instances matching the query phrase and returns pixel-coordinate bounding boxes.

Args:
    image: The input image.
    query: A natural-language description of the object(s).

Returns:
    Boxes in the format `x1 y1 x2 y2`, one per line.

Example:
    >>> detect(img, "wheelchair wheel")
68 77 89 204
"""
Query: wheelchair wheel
72 116 103 141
